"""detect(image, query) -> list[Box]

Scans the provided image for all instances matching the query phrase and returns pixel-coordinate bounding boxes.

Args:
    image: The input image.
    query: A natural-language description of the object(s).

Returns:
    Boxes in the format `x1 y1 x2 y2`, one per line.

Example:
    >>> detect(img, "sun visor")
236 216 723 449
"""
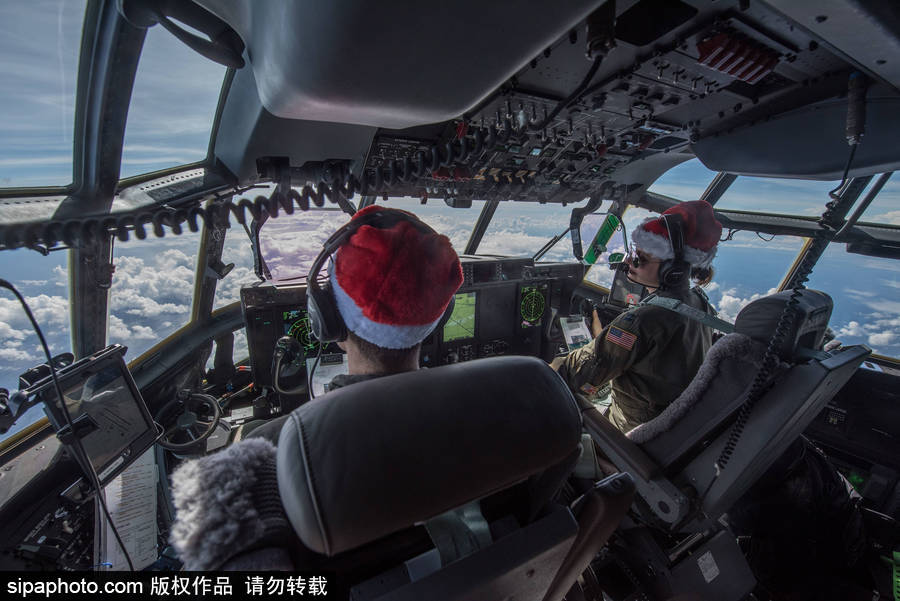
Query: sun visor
193 0 603 129
692 94 900 180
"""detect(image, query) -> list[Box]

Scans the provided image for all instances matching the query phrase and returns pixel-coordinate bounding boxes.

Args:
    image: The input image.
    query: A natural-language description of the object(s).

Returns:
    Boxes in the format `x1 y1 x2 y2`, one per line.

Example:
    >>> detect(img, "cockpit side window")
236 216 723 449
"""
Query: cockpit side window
646 158 718 201
0 249 70 440
213 224 256 310
119 23 226 179
714 176 840 215
107 229 202 362
706 231 806 321
0 0 85 188
805 247 900 358
857 178 899 225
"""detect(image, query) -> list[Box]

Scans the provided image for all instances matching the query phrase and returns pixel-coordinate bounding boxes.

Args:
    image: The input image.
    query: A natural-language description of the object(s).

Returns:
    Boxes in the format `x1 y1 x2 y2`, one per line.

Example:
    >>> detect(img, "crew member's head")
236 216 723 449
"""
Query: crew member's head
329 205 463 373
628 200 722 289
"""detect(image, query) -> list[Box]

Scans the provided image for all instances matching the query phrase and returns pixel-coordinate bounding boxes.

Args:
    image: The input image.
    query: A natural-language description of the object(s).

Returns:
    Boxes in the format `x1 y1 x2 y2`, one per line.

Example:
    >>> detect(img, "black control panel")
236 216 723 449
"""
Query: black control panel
421 258 584 367
241 258 586 386
0 434 97 570
240 281 337 398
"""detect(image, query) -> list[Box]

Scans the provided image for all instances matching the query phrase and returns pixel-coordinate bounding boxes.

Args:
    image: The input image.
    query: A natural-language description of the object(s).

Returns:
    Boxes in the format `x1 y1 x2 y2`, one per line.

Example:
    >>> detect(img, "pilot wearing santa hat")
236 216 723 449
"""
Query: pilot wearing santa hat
556 200 723 433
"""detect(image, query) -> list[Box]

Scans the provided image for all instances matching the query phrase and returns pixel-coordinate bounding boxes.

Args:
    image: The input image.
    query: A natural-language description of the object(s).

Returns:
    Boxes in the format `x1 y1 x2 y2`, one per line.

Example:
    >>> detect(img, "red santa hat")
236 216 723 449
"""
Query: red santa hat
330 205 463 349
630 200 722 268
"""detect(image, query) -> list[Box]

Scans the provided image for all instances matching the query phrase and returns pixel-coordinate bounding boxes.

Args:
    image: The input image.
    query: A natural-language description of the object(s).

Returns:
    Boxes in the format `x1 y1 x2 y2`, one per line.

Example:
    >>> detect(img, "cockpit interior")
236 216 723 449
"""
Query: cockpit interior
0 1 899 599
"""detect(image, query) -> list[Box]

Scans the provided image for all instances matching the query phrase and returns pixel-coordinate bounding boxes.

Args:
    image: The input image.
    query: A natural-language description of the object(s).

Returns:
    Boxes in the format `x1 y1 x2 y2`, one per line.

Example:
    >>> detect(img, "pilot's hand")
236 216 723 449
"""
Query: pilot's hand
591 309 603 338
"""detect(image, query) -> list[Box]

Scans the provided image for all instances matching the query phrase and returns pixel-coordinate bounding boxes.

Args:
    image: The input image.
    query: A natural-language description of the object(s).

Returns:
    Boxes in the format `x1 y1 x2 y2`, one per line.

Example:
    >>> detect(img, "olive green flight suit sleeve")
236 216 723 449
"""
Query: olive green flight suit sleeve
555 312 645 396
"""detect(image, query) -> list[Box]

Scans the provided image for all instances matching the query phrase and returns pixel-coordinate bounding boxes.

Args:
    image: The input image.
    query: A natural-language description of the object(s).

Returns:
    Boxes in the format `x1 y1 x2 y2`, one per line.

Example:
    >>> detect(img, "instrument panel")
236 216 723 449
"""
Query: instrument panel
240 257 586 398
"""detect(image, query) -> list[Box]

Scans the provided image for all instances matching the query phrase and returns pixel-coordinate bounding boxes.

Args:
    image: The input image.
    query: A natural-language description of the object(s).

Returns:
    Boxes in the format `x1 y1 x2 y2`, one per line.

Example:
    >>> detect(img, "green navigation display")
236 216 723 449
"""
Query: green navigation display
443 292 477 341
283 309 320 355
519 286 545 327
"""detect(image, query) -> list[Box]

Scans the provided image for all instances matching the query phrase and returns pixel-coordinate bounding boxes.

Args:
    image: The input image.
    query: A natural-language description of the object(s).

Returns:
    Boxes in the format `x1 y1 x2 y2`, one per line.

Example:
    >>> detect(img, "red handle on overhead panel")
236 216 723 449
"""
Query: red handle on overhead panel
747 55 779 84
596 143 608 157
697 33 730 66
734 48 764 79
456 121 469 139
432 167 451 180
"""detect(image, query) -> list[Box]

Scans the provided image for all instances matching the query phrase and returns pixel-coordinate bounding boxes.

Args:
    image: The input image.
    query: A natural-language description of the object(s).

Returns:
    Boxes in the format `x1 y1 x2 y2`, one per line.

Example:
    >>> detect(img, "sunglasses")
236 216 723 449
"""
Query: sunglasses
628 250 663 268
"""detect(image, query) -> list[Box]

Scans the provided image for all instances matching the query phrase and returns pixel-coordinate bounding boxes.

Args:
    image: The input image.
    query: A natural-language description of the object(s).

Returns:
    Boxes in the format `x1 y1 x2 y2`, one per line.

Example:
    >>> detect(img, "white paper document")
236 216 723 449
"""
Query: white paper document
99 449 158 571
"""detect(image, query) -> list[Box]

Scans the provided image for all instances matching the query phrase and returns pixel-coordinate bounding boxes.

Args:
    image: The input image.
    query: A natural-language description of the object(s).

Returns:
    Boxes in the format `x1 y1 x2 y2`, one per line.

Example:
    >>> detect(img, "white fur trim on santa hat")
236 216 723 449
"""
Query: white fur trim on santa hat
331 268 442 349
631 220 717 268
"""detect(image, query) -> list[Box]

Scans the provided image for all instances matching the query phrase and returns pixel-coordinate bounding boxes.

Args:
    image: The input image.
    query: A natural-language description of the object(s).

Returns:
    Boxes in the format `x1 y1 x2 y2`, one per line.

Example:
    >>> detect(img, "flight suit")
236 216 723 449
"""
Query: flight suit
557 286 715 433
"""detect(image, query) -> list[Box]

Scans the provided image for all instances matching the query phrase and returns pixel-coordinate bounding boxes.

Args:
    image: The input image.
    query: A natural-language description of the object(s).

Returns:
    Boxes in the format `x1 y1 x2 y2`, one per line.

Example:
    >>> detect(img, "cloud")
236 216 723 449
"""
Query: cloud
0 292 70 388
868 331 896 347
107 238 202 359
715 287 778 323
866 209 900 225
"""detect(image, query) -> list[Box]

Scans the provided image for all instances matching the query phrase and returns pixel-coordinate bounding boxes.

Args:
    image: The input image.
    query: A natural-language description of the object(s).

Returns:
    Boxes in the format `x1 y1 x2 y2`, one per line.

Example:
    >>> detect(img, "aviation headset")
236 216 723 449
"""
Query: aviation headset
306 209 455 344
657 213 691 289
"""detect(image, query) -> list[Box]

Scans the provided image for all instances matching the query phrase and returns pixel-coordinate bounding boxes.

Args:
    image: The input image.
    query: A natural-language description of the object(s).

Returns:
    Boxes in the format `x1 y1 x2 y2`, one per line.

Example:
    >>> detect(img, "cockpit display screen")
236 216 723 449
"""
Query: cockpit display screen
282 309 320 355
33 345 157 486
519 285 547 328
443 292 477 342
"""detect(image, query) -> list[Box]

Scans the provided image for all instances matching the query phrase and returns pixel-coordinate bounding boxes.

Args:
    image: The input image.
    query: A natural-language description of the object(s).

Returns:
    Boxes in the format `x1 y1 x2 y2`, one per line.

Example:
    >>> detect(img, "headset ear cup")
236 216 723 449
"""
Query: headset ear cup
659 258 689 288
307 283 347 343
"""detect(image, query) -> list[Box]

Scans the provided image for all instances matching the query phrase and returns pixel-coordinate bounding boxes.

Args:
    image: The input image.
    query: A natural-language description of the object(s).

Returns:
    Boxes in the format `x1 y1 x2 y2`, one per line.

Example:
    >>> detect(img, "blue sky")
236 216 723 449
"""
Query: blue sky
1 2 899 437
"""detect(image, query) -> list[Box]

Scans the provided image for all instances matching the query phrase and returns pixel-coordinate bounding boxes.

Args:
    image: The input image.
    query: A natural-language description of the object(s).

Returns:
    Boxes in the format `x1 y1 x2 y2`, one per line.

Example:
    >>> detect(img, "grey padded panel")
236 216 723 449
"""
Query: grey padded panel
681 345 870 523
195 0 603 129
276 356 582 556
366 506 577 601
693 94 900 179
636 334 772 471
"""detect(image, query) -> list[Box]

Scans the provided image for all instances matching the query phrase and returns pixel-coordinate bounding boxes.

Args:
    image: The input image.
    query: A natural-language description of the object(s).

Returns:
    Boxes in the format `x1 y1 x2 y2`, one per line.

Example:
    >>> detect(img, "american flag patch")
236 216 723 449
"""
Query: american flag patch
606 326 637 351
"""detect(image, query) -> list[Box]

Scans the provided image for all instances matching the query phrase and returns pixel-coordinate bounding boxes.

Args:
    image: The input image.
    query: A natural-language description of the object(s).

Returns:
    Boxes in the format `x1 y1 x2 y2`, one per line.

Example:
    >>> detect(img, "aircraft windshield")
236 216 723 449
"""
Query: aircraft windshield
479 200 589 261
0 0 85 188
374 198 484 252
258 202 351 282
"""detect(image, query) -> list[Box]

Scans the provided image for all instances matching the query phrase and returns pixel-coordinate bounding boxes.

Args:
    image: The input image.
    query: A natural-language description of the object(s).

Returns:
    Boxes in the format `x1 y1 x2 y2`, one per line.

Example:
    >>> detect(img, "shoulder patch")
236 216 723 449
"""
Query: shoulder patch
621 311 637 323
606 326 637 351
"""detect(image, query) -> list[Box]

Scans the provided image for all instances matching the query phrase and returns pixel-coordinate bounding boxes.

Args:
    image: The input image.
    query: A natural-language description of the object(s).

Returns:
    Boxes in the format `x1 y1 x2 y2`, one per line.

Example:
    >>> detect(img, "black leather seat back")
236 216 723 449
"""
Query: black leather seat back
276 355 582 557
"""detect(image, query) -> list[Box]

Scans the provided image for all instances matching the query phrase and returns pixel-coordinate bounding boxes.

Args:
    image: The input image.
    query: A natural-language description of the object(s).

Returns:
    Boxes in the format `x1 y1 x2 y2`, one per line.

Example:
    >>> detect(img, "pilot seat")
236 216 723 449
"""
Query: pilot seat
170 355 635 601
580 289 872 600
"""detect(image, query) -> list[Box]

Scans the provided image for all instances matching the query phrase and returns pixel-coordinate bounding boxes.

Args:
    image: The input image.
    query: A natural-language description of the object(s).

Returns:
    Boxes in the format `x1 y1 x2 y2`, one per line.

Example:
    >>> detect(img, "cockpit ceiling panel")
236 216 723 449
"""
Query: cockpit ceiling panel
764 0 900 92
192 0 604 129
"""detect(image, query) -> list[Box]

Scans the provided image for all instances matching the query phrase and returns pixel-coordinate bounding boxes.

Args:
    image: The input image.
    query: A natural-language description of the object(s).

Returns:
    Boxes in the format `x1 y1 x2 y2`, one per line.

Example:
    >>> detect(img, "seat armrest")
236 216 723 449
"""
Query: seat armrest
580 404 660 481
579 403 690 526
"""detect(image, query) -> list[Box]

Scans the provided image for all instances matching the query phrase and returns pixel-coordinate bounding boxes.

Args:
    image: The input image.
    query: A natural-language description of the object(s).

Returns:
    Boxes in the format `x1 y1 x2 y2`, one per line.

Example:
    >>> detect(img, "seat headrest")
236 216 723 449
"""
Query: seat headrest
734 289 833 361
276 356 582 556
